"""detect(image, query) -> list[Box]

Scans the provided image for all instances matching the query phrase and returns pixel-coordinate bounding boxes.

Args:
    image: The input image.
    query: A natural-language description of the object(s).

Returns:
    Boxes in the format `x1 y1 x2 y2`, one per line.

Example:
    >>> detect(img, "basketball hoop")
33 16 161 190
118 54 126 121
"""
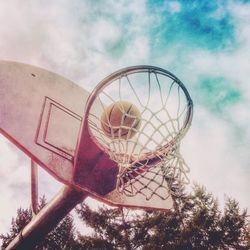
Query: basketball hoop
83 66 193 200
1 62 193 249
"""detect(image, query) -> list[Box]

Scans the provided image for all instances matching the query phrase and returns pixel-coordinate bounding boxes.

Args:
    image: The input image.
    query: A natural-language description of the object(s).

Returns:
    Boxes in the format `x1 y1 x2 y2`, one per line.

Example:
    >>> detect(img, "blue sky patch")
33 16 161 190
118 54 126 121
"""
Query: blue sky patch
196 76 241 114
147 0 235 51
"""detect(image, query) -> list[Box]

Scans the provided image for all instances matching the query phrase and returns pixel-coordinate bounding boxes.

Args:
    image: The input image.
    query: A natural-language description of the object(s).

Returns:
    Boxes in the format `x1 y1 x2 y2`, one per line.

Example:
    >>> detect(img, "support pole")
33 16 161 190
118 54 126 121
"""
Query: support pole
31 160 38 215
6 186 87 250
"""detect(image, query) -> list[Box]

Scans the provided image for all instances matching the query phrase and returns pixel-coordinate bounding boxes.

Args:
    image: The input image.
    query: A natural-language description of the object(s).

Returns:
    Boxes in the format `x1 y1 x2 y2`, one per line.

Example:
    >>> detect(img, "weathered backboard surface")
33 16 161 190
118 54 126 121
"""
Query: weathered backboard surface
0 61 173 210
0 61 88 184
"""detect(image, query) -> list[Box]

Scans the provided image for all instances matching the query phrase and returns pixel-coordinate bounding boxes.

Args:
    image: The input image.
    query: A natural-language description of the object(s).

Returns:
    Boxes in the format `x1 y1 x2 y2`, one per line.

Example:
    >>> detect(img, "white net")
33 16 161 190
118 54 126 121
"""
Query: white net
87 66 193 200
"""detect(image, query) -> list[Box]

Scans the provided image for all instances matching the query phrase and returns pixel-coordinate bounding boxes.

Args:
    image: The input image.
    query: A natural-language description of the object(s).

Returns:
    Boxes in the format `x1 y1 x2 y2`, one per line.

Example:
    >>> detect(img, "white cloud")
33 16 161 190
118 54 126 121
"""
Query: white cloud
87 19 121 52
182 106 250 209
121 36 150 63
0 136 30 233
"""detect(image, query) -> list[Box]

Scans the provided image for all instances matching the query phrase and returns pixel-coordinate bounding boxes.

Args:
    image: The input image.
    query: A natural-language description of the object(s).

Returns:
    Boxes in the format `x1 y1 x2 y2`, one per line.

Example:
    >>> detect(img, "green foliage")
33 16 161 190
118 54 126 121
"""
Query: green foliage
1 186 249 249
35 214 76 250
0 207 32 249
75 184 250 250
0 196 76 250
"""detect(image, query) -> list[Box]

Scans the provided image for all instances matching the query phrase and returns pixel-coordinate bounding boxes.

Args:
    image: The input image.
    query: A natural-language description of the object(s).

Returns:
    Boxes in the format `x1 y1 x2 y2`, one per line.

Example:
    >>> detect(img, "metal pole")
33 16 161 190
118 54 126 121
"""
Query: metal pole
6 186 87 250
31 160 38 215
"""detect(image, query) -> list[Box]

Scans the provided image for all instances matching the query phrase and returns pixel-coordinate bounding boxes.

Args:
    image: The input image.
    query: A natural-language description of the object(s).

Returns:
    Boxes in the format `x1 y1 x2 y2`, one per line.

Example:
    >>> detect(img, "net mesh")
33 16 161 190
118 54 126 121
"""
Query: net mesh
88 67 192 200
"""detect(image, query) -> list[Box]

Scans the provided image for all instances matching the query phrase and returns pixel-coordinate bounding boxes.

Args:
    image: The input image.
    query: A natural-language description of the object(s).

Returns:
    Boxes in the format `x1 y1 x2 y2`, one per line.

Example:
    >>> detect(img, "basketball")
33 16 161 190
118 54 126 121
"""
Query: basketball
101 101 141 139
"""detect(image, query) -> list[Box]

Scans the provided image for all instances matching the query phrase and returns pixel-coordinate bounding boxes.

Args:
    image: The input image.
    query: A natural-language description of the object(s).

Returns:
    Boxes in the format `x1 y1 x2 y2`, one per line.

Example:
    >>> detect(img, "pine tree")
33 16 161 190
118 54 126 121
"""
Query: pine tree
0 196 76 250
0 207 32 249
1 186 249 249
220 198 249 249
75 184 250 250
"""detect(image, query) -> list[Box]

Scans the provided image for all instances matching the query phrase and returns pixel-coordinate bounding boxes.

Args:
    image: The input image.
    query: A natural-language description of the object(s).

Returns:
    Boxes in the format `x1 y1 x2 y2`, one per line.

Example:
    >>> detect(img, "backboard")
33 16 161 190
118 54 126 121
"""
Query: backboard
0 61 173 210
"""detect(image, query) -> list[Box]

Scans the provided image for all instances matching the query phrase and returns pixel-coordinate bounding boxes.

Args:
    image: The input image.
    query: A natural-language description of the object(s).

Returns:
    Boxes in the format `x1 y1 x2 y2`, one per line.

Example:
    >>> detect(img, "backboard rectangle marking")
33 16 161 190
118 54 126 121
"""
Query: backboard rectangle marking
36 96 82 161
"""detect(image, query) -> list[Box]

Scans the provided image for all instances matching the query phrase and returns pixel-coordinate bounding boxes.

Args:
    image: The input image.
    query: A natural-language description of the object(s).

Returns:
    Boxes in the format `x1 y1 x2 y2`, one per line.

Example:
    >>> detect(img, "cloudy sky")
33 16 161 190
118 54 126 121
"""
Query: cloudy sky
0 0 250 237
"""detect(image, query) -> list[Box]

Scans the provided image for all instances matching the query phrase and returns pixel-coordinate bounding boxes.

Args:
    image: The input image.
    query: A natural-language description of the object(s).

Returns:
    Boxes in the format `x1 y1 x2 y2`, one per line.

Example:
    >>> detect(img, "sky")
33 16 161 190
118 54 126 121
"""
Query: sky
0 0 250 237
